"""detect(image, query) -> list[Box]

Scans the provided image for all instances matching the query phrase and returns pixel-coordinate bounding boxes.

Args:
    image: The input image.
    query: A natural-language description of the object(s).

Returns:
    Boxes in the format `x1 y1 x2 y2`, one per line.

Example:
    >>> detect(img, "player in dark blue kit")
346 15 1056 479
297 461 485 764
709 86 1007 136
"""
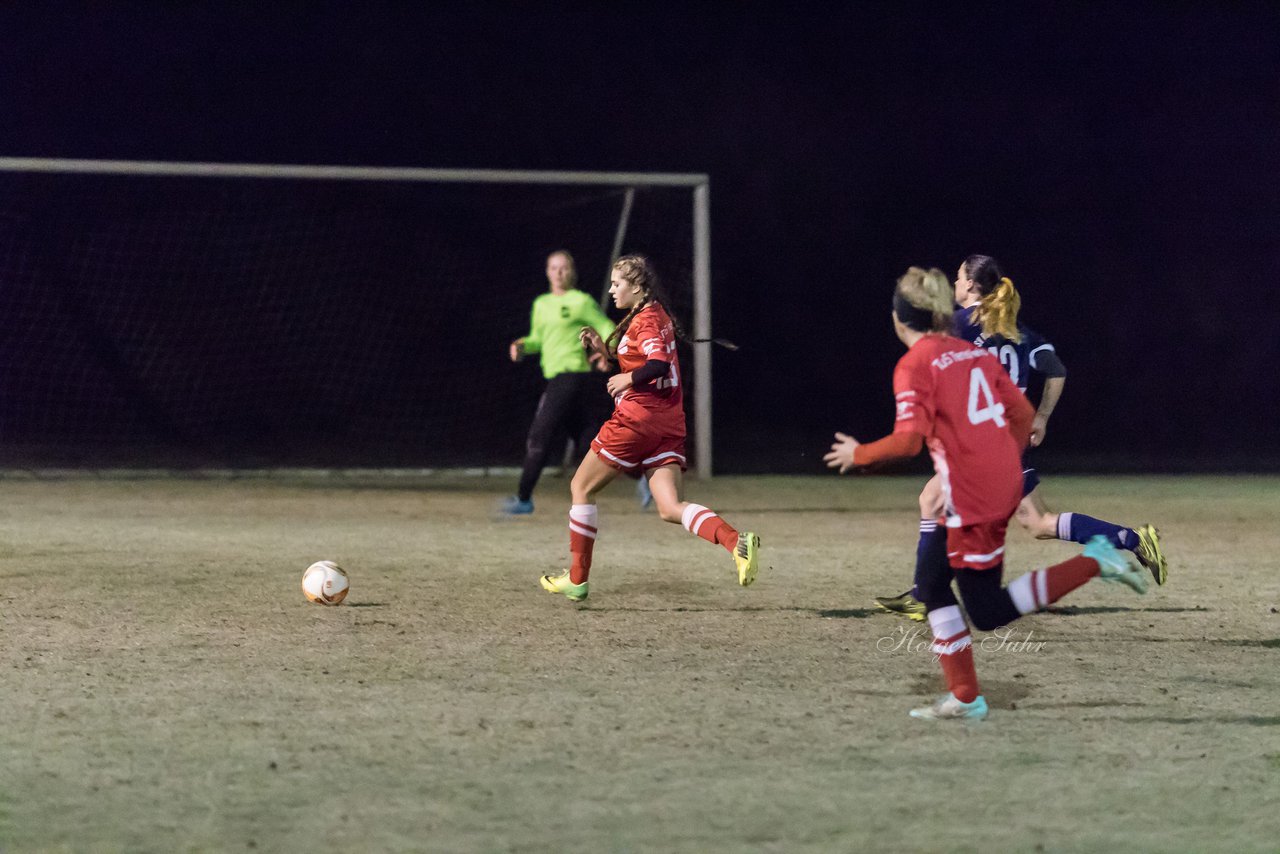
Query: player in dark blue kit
875 255 1167 620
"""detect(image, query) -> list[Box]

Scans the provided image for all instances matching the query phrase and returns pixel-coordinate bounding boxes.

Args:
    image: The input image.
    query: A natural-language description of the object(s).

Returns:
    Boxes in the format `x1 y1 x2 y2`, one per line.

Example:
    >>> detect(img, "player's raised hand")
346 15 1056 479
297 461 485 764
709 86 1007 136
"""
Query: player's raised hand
579 327 605 358
509 338 525 362
824 431 860 474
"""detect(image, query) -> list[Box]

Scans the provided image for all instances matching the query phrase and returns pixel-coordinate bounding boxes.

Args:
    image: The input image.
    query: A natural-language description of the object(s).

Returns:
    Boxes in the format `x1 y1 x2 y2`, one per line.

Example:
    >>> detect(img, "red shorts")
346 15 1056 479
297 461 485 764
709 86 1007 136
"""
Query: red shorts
590 409 686 478
946 518 1009 570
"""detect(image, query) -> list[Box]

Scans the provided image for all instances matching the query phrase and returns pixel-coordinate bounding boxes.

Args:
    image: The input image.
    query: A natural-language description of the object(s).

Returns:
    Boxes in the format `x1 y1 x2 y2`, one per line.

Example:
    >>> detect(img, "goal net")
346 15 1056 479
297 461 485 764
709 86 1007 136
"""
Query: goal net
0 159 713 475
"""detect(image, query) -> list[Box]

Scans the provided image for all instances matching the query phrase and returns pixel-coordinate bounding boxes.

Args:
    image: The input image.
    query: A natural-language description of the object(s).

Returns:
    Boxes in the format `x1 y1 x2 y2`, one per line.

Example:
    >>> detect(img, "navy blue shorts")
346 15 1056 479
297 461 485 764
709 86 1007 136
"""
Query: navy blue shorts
1021 466 1040 497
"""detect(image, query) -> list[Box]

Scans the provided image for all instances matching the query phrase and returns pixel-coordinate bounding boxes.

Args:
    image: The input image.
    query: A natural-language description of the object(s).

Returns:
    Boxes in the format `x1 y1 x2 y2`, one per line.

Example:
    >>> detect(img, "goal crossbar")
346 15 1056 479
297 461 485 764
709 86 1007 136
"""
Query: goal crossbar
0 156 716 477
0 157 708 187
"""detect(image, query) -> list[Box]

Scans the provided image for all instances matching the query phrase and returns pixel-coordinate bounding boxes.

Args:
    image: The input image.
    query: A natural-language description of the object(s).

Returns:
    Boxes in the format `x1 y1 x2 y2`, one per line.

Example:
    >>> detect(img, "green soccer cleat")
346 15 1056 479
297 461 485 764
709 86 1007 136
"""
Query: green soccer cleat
1134 524 1167 586
734 532 761 587
540 571 589 602
874 590 927 622
909 693 989 721
1084 535 1148 595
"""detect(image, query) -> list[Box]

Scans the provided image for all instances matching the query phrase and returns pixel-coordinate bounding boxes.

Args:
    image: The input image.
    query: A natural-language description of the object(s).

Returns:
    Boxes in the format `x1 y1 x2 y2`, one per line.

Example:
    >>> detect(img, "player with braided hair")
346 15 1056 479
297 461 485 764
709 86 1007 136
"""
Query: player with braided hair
875 254 1167 621
539 254 760 601
826 266 1149 720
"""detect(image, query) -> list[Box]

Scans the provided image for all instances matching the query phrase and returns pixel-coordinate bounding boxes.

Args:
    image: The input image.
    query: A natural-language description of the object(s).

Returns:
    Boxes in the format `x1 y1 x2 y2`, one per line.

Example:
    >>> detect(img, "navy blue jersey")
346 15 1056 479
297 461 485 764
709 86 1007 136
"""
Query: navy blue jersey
953 305 1065 392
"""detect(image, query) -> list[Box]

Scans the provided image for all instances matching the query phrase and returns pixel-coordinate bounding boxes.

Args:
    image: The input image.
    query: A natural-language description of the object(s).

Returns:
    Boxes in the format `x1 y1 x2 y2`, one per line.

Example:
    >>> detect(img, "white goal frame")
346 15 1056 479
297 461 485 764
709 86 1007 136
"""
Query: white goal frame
0 157 716 478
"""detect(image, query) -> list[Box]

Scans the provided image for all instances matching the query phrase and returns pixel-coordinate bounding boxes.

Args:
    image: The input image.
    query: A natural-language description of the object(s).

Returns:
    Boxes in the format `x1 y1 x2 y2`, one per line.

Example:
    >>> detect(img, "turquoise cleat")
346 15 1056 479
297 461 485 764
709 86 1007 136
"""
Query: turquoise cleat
1085 535 1148 594
500 496 534 515
909 693 989 721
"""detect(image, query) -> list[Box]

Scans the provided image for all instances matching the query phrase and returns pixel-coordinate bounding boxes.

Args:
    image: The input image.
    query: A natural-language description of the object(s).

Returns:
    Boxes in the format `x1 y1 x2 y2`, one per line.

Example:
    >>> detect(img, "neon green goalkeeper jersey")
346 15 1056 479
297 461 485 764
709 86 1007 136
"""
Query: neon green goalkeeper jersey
522 289 615 379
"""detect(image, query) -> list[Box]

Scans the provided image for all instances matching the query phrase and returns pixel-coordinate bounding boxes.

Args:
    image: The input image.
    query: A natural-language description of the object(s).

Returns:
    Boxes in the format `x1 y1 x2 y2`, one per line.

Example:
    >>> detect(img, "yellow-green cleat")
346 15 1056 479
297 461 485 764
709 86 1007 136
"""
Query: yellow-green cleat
874 590 927 622
540 571 589 602
1134 524 1167 586
734 532 761 587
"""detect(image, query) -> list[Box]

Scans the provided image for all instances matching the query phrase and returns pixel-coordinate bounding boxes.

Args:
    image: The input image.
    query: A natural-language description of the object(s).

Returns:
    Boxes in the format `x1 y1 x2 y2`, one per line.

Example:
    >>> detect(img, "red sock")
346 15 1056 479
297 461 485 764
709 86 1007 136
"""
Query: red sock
680 503 739 553
1008 555 1100 614
1044 555 1100 601
928 605 980 703
569 504 597 584
937 641 980 704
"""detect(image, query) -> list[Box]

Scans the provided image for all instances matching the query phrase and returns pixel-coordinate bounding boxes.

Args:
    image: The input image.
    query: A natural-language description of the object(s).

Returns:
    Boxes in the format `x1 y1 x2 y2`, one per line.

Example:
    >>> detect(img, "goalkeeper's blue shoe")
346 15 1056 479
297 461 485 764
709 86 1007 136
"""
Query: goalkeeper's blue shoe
636 476 654 510
500 496 534 515
1134 524 1167 586
540 571 588 602
1084 535 1148 594
909 693 989 721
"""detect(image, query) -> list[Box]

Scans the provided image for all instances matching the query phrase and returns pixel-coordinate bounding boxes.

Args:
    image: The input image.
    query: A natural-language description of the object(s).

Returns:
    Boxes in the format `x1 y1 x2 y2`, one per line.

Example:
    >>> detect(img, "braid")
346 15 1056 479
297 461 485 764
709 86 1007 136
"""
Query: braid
605 300 647 356
605 254 740 356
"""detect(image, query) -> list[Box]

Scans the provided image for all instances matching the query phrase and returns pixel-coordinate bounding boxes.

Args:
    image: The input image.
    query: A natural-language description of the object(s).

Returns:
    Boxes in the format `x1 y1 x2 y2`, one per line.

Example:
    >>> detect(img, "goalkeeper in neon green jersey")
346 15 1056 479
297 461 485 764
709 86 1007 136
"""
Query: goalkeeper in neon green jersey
503 250 615 514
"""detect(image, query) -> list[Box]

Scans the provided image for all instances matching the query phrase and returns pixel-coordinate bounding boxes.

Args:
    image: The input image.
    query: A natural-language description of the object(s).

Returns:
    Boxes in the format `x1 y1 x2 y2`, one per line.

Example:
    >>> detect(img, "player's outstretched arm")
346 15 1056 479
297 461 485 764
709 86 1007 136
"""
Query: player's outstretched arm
824 432 861 474
835 431 925 470
520 303 543 356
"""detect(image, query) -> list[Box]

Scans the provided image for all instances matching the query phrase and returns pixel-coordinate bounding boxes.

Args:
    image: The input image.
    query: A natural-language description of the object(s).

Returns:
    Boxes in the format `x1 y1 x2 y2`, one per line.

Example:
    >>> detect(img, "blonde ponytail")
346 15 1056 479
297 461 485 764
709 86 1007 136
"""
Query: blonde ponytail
977 276 1021 342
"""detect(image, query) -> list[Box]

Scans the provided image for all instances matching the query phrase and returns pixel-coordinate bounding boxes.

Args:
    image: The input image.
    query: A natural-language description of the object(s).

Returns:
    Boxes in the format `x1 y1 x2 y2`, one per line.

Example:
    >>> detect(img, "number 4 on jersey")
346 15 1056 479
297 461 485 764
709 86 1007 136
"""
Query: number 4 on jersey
967 367 1006 427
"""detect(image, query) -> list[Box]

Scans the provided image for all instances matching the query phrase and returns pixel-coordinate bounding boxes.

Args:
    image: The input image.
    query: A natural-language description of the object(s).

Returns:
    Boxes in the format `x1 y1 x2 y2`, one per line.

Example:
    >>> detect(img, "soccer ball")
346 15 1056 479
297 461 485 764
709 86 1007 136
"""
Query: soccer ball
302 560 350 605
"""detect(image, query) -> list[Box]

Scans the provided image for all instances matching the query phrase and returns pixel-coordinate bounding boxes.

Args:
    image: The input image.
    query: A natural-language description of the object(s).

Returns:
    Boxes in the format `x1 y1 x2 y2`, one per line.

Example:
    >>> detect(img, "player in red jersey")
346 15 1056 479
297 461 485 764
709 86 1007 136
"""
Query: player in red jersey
874 255 1167 621
539 254 760 602
825 267 1149 721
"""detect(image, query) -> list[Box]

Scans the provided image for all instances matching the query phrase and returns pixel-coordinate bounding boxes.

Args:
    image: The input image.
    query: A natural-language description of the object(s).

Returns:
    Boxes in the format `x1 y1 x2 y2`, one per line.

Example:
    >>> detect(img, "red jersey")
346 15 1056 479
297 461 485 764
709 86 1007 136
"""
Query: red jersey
614 303 685 435
892 334 1029 526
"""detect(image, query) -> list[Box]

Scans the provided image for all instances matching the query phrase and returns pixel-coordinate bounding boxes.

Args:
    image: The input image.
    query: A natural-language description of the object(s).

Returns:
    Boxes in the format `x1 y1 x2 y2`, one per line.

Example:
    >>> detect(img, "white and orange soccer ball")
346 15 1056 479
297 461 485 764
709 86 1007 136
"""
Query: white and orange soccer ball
302 560 349 605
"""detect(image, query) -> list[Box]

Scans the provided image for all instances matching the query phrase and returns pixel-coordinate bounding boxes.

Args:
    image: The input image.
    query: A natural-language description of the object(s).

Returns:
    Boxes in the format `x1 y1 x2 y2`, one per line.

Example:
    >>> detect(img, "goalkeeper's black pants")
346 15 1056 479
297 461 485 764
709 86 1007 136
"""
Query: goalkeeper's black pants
517 371 611 502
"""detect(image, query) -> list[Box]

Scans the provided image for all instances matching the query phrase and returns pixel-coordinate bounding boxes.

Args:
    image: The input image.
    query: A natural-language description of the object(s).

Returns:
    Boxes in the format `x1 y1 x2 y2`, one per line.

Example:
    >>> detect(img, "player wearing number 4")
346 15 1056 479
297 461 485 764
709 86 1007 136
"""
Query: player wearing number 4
826 267 1149 721
874 255 1167 622
540 254 759 602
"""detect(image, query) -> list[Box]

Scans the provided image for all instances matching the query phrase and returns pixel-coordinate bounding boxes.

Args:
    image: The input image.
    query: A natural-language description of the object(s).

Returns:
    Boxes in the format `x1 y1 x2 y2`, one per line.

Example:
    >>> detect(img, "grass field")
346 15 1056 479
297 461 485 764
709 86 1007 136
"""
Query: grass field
1 473 1278 852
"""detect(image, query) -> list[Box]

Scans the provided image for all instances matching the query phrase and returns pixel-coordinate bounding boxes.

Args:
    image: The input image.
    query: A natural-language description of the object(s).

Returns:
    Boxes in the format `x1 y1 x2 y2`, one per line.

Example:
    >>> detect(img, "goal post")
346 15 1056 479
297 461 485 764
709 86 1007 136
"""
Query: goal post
0 157 716 477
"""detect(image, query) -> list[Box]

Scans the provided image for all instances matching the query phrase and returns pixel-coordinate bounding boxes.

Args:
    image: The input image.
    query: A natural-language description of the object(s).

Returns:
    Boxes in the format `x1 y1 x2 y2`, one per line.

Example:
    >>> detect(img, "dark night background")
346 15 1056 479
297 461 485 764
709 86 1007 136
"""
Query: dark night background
1 3 1277 473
